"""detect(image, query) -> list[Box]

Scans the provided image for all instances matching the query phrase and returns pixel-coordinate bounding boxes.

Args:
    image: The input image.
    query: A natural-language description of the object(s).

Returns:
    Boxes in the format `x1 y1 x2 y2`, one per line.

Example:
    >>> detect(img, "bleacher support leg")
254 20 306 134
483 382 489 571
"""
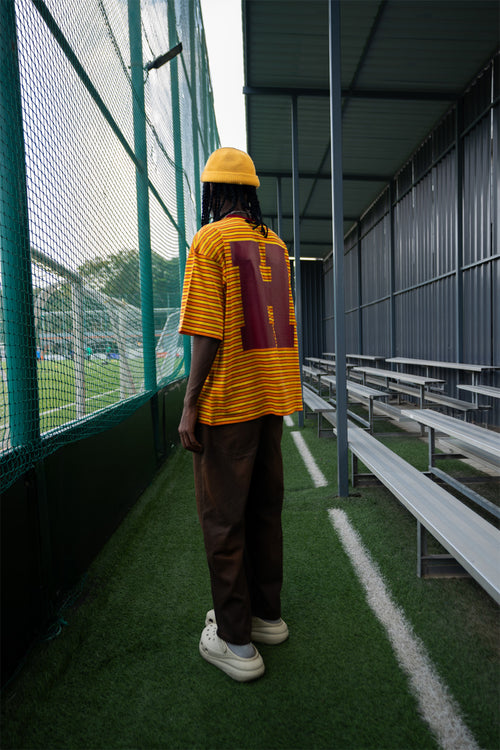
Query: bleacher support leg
351 452 357 487
417 520 470 579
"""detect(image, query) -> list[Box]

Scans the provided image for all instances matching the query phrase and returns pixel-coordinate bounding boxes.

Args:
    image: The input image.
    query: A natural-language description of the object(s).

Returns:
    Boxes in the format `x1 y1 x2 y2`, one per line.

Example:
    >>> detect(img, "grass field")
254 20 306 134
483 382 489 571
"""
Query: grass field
0 360 127 431
39 360 124 427
0 352 183 439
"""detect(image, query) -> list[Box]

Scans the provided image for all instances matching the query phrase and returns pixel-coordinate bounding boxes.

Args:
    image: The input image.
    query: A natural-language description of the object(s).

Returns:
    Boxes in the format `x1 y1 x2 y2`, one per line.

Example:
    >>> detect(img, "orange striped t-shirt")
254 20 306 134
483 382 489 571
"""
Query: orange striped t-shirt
179 214 303 425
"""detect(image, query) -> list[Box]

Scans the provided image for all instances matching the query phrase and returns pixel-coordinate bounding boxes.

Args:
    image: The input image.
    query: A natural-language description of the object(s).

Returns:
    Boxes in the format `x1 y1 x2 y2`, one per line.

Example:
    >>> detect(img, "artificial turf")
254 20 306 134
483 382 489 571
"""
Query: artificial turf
1 414 498 749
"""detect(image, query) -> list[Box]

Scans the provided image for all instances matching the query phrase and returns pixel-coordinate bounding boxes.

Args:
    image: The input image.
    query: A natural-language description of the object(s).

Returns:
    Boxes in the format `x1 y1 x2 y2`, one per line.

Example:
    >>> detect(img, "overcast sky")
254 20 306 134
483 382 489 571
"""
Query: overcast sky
199 0 247 151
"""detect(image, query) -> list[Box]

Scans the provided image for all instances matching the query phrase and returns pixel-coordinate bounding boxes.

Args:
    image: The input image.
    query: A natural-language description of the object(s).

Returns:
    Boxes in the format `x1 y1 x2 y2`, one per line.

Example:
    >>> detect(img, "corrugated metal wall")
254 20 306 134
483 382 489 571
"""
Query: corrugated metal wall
323 54 499 424
296 260 325 357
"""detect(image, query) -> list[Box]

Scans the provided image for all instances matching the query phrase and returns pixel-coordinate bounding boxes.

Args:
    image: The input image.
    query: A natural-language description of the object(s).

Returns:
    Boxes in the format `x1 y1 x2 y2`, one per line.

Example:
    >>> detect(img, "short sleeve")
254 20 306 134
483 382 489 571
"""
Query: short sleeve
179 237 224 339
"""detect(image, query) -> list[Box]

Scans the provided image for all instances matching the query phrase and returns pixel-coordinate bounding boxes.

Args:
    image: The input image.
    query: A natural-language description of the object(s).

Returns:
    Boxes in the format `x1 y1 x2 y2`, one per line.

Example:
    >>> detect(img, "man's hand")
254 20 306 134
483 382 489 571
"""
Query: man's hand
178 334 220 452
178 402 202 453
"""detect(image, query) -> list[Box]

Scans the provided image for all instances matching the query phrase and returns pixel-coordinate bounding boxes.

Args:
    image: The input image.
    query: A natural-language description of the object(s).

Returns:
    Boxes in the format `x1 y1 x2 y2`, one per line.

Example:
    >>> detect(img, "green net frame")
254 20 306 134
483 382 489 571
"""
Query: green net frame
0 0 219 492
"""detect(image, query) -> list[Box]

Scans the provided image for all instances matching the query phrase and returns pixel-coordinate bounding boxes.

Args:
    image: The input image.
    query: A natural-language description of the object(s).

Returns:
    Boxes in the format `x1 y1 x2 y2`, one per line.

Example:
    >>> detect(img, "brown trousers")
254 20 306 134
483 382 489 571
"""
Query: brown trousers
193 415 284 644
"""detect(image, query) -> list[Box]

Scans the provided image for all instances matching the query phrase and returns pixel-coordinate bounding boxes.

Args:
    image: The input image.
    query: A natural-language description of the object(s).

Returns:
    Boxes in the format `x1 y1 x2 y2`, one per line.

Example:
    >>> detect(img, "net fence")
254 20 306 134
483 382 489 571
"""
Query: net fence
0 0 218 491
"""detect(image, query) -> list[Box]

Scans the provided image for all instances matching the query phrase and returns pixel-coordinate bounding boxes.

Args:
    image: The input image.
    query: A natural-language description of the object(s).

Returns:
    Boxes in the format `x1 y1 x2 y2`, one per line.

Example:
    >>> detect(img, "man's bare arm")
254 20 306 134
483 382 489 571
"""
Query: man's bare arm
178 334 220 452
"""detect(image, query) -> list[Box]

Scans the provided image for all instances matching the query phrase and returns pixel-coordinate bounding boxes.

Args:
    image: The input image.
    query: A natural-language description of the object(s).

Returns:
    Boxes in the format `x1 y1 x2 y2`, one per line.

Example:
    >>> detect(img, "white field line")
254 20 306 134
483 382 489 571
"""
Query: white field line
328 508 480 750
284 415 294 427
291 430 327 488
0 389 121 431
39 389 121 417
46 388 120 417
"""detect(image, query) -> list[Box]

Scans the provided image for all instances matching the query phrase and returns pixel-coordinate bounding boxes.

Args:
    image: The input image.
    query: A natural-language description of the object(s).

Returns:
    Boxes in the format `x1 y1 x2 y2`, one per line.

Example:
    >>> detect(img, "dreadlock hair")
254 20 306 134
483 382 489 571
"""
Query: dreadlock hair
201 182 268 237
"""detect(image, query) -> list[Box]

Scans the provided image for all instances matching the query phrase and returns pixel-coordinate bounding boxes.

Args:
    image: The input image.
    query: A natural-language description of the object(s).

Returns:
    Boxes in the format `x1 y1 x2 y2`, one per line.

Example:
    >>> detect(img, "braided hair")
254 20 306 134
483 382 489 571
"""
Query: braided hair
201 182 268 237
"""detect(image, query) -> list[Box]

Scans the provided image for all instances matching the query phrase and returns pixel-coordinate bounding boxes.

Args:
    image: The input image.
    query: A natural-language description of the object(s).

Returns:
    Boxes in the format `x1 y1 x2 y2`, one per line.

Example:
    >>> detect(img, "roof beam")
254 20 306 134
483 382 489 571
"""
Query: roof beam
265 213 359 223
342 0 388 117
288 0 386 242
283 244 332 250
259 170 390 182
243 85 457 102
265 213 331 221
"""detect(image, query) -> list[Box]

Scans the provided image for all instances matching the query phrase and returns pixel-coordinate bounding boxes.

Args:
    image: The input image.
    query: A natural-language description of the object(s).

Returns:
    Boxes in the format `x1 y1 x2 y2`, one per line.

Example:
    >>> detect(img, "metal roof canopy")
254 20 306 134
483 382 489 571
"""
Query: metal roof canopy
242 0 499 258
242 0 499 496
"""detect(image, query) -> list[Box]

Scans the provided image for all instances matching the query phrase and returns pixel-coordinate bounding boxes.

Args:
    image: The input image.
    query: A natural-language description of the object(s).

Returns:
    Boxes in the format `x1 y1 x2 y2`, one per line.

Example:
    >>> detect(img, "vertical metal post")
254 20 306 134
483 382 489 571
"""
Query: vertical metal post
0 0 40 448
128 0 157 391
357 222 363 353
211 101 218 150
492 70 499 375
291 95 304 428
168 1 191 375
389 180 396 357
428 427 435 469
189 2 201 228
276 176 283 238
417 521 425 578
118 306 128 398
71 282 86 418
1 0 53 606
329 0 349 497
351 452 358 487
455 101 464 362
201 42 210 156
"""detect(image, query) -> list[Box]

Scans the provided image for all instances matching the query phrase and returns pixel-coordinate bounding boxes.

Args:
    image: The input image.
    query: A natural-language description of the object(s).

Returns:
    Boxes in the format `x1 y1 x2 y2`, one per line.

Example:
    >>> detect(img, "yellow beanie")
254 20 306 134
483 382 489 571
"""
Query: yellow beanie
201 147 260 187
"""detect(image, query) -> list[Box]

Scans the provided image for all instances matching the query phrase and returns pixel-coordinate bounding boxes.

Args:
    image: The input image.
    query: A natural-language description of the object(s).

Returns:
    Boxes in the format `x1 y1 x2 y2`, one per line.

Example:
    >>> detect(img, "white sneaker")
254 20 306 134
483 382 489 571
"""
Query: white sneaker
199 624 265 682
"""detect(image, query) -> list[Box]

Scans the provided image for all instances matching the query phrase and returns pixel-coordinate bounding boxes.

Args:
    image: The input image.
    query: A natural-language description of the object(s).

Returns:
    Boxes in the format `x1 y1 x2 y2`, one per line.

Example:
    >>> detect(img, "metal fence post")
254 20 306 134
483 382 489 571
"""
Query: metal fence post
168 1 191 376
1 0 54 608
128 0 157 392
189 2 202 229
0 0 40 449
71 281 86 418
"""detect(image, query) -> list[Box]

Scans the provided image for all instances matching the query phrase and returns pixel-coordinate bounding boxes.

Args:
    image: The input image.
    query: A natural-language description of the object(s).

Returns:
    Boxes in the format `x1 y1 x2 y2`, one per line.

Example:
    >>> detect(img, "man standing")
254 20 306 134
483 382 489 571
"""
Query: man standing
178 147 302 681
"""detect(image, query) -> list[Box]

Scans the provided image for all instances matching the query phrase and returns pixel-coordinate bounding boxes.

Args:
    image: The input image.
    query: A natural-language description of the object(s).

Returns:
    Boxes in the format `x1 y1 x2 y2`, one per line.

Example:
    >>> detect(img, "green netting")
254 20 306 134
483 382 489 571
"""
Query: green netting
0 0 219 492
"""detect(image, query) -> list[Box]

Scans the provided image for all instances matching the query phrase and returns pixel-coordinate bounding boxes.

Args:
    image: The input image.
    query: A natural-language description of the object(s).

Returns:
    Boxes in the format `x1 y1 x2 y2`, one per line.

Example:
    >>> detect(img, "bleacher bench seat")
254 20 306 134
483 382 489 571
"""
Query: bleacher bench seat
347 422 500 603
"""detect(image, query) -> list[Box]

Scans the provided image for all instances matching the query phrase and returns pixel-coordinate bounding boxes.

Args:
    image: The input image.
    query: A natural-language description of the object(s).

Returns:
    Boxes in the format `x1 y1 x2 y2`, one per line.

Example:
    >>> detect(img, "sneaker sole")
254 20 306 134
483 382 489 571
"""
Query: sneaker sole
198 642 265 682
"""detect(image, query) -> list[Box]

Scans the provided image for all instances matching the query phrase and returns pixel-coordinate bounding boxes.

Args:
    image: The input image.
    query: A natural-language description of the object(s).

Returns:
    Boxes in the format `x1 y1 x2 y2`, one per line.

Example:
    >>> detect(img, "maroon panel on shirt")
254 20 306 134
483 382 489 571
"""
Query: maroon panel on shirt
231 240 294 351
